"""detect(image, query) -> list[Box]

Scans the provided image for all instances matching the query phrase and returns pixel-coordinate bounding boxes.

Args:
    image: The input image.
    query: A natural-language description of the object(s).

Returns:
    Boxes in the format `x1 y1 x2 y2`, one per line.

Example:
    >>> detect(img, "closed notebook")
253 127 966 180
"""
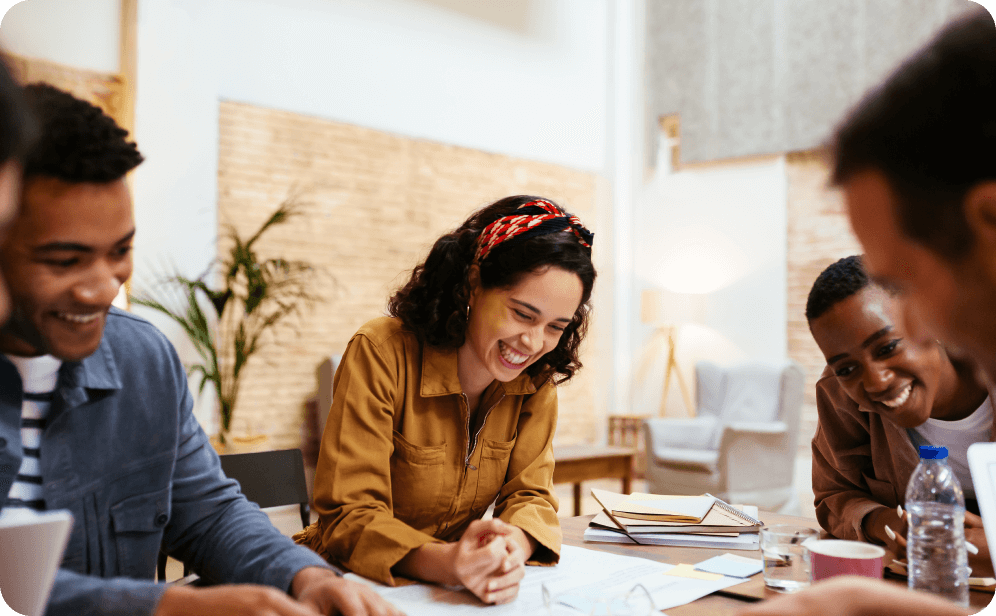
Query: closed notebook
611 492 716 523
591 488 762 534
583 526 761 551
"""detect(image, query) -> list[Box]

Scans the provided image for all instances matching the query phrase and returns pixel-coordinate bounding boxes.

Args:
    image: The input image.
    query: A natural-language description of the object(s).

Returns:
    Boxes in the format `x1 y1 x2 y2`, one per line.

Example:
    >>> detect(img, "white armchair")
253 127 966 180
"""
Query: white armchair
643 359 805 512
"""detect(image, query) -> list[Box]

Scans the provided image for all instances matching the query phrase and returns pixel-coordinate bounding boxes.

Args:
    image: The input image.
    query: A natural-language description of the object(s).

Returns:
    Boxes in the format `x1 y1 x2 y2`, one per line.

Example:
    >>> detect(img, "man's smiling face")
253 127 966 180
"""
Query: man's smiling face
0 177 134 360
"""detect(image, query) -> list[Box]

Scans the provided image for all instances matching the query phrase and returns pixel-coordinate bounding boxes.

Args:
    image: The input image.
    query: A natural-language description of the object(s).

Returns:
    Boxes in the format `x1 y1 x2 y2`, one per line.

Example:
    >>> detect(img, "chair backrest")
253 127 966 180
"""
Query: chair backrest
315 354 341 440
159 448 311 582
695 361 728 418
220 449 311 527
719 361 788 424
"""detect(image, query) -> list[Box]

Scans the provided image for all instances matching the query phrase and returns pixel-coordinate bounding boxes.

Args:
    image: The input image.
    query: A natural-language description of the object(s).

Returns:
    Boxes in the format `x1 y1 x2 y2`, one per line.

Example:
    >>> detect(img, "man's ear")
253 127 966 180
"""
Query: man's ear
964 182 996 248
466 264 481 306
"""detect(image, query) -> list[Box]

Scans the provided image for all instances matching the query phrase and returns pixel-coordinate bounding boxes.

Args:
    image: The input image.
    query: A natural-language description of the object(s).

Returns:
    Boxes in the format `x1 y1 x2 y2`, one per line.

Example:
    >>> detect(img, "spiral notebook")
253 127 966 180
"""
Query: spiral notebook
591 488 762 534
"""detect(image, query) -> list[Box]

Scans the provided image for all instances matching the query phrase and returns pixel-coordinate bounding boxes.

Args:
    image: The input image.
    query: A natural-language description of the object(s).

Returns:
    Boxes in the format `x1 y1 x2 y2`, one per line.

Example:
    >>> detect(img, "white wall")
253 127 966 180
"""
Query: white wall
130 0 610 286
1 0 120 73
630 140 789 415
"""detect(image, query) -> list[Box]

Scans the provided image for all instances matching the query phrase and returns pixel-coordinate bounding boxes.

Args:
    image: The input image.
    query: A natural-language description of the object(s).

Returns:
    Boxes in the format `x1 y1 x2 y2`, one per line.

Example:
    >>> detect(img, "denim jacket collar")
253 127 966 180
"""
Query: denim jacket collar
55 333 124 411
419 343 537 398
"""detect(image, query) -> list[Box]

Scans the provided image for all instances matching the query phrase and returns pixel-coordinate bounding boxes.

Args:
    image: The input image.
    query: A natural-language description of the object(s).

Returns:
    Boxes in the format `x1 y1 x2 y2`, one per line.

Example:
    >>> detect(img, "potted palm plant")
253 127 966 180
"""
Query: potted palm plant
132 200 319 448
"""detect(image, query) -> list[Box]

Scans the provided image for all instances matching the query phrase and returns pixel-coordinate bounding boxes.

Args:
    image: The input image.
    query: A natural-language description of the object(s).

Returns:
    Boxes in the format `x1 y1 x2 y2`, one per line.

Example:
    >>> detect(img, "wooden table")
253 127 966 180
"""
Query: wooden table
561 513 994 615
553 445 635 517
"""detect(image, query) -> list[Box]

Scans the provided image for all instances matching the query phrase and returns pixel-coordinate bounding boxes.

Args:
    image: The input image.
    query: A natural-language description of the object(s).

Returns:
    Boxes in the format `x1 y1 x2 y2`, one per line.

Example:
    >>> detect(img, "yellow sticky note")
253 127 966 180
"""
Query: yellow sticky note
663 563 724 581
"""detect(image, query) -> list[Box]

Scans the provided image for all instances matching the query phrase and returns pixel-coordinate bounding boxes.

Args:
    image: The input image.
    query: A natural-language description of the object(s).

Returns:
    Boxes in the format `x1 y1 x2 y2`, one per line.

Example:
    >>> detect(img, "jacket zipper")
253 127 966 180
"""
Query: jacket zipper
461 391 506 467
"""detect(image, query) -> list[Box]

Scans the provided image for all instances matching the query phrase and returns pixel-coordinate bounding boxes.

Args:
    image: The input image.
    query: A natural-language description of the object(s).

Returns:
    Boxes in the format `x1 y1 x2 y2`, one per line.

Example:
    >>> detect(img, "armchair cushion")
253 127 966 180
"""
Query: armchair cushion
645 416 720 451
718 362 784 427
649 446 718 473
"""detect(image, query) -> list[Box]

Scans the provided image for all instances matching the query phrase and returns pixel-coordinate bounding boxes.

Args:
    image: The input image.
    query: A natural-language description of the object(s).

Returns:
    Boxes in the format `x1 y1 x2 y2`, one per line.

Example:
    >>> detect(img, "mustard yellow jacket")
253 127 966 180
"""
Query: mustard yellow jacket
294 317 561 584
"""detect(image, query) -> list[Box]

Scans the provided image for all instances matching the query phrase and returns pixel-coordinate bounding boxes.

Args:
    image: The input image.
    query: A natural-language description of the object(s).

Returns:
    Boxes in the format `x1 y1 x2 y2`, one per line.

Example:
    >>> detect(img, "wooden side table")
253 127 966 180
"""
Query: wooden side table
553 445 635 516
607 414 651 478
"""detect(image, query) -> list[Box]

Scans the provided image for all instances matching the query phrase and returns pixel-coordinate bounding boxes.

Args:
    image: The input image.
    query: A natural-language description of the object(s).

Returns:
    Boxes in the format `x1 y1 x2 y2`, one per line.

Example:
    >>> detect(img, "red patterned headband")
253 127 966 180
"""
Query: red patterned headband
474 199 594 264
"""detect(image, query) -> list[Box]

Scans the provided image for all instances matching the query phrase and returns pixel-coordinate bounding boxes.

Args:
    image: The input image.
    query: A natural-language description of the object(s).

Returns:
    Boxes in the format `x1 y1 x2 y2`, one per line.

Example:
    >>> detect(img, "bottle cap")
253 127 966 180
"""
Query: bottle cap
919 445 949 459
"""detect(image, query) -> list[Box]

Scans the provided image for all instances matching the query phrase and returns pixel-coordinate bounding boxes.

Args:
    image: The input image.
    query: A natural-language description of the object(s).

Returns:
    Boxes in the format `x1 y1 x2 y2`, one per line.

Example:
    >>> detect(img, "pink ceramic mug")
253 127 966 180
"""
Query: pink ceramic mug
808 540 885 582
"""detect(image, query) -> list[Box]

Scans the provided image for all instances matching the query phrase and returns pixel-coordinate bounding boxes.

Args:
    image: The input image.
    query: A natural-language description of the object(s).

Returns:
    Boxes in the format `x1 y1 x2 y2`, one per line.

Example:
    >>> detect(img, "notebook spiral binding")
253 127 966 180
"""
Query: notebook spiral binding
706 493 763 526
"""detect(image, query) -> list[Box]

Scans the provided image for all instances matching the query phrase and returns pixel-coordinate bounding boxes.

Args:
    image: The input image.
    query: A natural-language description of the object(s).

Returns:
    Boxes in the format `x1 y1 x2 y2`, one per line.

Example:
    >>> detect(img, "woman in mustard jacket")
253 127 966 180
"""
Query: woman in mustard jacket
295 195 596 605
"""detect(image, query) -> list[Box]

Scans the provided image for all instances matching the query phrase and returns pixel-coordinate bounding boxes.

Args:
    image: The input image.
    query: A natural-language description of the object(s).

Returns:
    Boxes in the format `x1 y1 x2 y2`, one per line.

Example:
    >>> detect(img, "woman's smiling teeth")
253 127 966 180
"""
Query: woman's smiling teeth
56 311 101 324
498 340 529 367
880 383 912 409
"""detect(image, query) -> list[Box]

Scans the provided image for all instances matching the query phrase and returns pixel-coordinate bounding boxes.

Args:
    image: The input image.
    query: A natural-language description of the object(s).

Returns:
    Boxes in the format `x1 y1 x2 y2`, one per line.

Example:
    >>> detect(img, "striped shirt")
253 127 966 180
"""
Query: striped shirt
4 354 61 512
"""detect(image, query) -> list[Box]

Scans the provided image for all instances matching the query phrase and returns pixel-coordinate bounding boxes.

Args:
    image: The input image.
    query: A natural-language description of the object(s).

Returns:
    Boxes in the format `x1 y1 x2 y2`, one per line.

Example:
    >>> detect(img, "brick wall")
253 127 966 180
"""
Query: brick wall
785 150 862 450
216 101 604 449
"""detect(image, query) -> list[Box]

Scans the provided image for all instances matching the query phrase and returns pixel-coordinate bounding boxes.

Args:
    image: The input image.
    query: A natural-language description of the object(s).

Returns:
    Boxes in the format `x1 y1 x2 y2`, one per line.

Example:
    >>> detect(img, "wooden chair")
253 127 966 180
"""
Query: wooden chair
157 448 312 582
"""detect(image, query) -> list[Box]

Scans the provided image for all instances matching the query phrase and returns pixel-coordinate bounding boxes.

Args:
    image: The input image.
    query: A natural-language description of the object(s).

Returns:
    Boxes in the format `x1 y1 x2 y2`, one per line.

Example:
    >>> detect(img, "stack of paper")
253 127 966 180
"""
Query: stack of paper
585 489 761 550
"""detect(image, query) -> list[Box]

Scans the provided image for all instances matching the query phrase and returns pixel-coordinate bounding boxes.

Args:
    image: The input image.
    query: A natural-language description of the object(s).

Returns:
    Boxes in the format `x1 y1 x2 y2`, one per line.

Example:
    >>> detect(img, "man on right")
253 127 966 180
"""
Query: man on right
740 6 996 616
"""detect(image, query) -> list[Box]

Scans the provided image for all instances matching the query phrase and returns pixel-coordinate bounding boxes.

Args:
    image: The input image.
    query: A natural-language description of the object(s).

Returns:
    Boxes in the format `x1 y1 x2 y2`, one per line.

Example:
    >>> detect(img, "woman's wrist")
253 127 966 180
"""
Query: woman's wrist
394 542 460 586
861 506 893 544
504 525 537 558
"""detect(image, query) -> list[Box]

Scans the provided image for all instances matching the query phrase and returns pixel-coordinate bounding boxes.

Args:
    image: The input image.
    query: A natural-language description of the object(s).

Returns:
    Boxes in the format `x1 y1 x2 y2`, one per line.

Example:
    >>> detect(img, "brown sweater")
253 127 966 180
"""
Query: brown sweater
812 367 995 541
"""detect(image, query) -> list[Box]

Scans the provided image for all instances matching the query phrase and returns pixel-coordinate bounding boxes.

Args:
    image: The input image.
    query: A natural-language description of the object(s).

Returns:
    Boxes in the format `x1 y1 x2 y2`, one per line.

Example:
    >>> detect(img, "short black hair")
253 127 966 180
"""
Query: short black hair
806 255 870 322
22 83 143 183
0 58 36 164
830 8 996 260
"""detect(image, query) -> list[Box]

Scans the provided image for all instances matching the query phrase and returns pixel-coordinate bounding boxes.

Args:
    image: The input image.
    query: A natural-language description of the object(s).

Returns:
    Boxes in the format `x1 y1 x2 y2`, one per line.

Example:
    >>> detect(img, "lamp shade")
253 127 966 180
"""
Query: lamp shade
641 288 706 326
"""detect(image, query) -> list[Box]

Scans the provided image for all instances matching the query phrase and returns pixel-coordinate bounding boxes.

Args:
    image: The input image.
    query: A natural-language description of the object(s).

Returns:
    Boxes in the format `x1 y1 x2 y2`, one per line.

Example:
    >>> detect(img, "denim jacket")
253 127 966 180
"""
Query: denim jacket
0 308 332 616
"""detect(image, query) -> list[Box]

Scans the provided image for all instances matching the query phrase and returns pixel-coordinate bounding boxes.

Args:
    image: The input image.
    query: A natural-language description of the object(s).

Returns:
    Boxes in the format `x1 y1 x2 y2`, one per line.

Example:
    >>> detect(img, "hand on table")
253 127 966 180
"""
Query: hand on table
863 506 907 559
734 576 973 616
154 569 404 616
155 584 320 616
292 566 406 616
453 519 526 605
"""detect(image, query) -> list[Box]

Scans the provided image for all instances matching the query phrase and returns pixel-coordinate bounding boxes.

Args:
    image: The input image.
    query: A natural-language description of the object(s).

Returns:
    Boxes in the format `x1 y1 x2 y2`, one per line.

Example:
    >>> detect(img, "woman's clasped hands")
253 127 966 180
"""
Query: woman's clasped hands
452 519 528 605
395 517 530 606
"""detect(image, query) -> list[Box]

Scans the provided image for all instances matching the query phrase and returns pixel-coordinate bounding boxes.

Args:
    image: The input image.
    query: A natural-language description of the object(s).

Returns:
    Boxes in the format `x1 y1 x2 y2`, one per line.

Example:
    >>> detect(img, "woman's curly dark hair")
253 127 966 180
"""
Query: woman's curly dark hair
22 83 144 183
388 195 596 385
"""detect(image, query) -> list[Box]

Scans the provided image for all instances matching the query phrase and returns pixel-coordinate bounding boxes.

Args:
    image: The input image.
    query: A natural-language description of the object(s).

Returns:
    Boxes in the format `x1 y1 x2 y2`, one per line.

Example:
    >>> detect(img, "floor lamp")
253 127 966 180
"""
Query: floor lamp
641 289 704 417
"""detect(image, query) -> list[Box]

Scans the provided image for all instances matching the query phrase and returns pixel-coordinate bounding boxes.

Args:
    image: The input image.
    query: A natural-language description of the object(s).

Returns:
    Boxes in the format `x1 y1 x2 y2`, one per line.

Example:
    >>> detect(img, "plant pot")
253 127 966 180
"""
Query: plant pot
210 433 269 455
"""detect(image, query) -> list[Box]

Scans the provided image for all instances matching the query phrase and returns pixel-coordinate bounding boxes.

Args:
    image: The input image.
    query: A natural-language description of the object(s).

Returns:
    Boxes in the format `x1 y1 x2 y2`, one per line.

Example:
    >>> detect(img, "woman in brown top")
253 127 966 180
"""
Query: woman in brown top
807 256 993 576
295 196 595 604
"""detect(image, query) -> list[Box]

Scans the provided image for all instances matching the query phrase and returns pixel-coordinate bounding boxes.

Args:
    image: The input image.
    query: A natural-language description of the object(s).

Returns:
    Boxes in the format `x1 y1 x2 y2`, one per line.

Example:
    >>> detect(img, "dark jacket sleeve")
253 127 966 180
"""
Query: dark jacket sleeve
811 376 889 542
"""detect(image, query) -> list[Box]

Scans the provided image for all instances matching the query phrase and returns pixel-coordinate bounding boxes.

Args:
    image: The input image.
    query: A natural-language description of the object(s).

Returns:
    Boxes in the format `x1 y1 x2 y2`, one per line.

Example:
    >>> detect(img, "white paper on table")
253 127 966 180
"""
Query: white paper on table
344 544 747 615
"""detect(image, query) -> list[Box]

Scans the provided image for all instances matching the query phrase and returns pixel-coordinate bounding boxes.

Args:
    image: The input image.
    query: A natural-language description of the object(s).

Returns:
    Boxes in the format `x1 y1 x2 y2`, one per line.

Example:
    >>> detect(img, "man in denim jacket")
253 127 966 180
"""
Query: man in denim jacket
0 85 401 616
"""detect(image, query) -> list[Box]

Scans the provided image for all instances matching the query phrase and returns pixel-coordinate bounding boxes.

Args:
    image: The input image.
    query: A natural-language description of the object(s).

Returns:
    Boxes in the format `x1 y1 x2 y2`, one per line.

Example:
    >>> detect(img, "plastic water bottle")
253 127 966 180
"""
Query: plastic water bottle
905 445 969 607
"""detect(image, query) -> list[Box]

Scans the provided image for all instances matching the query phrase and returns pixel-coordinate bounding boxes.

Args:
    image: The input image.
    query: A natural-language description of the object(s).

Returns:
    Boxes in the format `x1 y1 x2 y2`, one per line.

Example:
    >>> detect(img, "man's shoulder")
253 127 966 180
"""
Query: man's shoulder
102 307 180 363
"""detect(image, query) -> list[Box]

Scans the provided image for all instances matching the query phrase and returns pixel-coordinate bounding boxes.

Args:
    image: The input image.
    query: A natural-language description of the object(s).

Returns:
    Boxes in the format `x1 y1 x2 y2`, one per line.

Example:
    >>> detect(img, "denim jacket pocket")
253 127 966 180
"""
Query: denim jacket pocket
110 485 171 578
390 431 445 523
472 437 516 511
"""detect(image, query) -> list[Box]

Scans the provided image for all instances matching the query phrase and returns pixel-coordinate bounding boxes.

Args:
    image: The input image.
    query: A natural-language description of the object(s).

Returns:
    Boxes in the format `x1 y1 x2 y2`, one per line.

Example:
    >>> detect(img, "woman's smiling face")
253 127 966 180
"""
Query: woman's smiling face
461 265 583 386
809 285 948 428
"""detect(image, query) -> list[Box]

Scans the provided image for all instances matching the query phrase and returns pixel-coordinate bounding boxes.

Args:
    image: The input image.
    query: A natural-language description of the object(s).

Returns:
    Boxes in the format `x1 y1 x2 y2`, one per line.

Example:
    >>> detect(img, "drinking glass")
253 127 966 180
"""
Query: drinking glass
760 524 819 592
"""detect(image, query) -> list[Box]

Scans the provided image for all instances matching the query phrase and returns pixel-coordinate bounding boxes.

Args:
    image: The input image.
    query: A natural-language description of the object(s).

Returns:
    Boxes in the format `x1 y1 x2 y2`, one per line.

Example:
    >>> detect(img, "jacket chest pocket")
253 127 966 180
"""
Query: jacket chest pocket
390 432 445 524
472 438 516 512
110 486 171 578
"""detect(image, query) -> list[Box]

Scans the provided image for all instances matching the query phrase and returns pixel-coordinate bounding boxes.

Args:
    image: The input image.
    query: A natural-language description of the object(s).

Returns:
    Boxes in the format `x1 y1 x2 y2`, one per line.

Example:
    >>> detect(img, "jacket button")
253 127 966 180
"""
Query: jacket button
155 514 169 527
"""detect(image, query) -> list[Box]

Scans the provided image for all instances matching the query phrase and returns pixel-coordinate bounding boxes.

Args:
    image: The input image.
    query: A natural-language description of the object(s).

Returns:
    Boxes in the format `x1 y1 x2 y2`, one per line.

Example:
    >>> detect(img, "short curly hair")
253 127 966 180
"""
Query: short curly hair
806 255 870 323
388 195 596 385
22 83 143 182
